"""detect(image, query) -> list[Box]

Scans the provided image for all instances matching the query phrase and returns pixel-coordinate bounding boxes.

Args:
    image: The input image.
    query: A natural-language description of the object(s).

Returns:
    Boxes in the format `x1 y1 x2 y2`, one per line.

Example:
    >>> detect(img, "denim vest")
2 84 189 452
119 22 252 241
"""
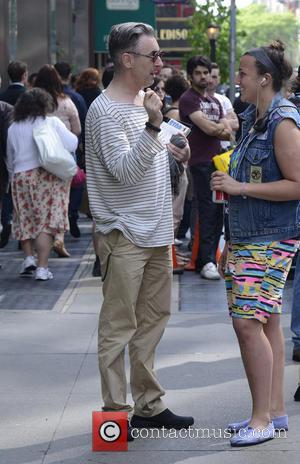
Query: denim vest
228 93 300 243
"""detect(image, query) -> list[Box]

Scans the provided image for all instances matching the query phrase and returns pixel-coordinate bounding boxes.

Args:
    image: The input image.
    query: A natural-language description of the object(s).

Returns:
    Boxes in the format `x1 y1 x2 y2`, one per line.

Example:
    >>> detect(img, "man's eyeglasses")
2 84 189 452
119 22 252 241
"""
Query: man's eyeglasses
125 50 165 62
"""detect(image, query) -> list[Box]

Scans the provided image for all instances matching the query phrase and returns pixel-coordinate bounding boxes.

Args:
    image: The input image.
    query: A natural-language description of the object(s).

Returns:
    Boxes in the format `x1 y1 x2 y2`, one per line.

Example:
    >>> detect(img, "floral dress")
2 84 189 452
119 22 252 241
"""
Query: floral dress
12 167 69 240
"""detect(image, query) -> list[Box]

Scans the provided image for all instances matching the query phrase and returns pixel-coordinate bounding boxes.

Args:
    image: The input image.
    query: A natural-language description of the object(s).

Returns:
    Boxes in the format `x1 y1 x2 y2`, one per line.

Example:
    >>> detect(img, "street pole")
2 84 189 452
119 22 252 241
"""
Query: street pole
210 39 216 63
229 0 236 103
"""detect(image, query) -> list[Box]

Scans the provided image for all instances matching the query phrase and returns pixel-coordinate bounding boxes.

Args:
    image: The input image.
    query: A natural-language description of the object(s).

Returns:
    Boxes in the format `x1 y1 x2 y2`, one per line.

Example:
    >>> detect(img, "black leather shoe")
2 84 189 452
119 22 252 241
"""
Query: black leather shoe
131 408 194 430
127 422 134 441
292 347 300 362
294 386 300 401
0 224 11 248
69 218 80 238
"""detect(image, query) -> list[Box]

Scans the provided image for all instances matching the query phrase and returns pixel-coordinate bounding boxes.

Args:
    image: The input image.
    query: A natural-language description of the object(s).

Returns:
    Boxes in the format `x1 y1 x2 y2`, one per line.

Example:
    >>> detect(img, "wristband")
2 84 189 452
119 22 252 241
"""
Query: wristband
241 182 247 199
145 121 161 133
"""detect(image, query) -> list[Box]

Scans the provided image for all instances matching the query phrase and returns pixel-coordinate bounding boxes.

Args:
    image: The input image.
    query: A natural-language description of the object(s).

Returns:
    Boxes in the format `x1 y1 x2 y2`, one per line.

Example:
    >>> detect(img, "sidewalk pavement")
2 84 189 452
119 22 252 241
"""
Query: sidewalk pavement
0 222 300 464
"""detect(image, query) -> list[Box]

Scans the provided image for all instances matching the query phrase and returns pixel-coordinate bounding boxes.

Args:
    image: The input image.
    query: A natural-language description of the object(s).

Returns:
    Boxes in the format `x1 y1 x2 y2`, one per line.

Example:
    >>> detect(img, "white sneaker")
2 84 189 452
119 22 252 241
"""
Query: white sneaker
35 267 53 281
174 238 183 246
200 262 220 280
20 256 37 275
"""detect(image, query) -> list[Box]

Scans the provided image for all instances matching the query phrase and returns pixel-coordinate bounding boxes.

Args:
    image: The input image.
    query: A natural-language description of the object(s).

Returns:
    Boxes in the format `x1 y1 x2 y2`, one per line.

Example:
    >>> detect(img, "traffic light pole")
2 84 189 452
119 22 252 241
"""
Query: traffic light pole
229 0 236 103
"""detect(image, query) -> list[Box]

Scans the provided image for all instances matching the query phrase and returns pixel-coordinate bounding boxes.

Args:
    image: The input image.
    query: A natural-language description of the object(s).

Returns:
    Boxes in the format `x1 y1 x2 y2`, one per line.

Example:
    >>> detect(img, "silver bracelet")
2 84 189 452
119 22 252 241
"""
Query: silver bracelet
241 182 247 199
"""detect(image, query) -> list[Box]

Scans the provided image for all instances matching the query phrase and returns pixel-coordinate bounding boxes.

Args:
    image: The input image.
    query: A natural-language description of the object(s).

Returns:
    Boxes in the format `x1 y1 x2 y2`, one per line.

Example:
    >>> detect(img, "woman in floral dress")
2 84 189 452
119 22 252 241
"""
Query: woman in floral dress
6 88 78 280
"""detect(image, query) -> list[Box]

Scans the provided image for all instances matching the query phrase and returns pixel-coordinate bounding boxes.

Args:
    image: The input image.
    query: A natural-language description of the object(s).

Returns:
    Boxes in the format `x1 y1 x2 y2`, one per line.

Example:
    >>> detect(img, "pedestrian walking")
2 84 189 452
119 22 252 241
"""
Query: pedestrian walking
35 64 81 257
0 100 13 269
6 88 78 280
0 61 28 249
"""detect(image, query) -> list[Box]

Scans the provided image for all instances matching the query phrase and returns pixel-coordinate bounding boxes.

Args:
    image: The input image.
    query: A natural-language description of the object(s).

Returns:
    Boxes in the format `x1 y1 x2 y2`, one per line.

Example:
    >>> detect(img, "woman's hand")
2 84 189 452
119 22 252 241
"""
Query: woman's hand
211 170 242 196
218 242 229 279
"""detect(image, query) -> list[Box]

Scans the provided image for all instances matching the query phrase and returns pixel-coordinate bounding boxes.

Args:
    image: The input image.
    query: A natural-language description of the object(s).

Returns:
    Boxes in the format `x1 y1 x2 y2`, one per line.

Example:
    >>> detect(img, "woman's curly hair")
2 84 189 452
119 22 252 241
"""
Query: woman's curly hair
14 88 55 122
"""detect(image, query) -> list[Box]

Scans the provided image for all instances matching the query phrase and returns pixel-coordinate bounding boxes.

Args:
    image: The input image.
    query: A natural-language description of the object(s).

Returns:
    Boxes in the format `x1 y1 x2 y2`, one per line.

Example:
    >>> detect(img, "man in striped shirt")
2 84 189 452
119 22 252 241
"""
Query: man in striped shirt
85 22 193 438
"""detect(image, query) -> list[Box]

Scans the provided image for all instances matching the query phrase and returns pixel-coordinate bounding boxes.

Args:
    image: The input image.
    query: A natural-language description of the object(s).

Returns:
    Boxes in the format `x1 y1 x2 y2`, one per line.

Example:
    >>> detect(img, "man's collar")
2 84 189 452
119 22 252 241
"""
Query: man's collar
191 85 206 97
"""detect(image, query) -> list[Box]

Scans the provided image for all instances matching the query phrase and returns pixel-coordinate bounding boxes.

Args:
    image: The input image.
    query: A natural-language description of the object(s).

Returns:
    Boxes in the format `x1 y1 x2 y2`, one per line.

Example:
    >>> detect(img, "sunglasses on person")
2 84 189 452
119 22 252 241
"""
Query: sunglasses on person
125 50 165 63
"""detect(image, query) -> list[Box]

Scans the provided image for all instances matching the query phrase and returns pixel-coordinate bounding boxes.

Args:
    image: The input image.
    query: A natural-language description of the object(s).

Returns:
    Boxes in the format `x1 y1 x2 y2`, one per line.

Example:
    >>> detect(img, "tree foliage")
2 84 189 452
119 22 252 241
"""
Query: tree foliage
237 4 299 66
186 1 300 83
187 0 231 81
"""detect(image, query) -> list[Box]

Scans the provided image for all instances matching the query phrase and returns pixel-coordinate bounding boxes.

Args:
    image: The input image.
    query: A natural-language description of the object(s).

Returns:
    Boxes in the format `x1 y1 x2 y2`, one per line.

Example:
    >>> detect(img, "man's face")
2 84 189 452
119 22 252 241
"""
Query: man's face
153 79 165 101
160 67 173 82
190 65 210 91
208 67 220 92
22 71 28 85
126 35 163 88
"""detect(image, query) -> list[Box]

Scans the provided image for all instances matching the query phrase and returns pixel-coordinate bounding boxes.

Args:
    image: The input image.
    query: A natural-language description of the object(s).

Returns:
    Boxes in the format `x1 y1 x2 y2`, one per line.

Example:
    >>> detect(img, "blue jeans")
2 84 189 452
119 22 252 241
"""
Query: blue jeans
291 251 300 349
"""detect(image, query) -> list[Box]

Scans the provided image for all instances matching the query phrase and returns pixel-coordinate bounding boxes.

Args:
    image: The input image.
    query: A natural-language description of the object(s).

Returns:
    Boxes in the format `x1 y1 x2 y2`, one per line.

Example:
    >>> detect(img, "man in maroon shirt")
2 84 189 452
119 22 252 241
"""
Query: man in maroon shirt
179 55 232 279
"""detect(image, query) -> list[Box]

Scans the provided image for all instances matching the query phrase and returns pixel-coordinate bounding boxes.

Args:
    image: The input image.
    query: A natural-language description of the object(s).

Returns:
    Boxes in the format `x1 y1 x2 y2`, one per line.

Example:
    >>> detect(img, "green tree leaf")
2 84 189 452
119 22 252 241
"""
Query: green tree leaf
186 2 299 83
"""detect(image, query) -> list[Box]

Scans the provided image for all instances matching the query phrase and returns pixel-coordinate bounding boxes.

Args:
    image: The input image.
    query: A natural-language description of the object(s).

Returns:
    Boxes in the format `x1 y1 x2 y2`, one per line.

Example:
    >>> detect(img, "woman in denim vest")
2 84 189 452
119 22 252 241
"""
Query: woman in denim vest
211 40 300 447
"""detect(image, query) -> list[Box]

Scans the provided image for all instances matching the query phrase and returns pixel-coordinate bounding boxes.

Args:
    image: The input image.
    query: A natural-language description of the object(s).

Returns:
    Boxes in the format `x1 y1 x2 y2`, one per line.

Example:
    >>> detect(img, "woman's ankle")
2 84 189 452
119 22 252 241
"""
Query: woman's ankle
249 413 271 428
270 409 286 418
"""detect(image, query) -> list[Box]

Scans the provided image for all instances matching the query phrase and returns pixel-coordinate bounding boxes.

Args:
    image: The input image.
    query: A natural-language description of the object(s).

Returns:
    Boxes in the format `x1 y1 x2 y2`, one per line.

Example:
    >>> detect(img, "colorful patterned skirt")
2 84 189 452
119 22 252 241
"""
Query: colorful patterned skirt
225 240 299 324
11 167 70 241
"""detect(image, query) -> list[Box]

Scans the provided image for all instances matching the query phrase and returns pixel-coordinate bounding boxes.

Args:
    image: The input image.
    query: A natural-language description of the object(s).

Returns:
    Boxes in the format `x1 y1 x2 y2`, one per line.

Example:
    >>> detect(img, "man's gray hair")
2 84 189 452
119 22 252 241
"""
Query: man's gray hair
109 22 155 67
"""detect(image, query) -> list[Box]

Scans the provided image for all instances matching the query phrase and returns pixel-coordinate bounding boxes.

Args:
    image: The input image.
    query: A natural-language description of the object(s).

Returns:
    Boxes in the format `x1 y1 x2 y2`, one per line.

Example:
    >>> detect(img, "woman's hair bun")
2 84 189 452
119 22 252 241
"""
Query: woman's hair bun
269 39 285 54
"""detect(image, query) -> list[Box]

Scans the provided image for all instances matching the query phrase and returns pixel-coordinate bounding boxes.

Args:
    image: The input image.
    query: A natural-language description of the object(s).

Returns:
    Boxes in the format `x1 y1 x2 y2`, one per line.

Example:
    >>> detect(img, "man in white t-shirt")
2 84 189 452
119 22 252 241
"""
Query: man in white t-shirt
208 63 239 150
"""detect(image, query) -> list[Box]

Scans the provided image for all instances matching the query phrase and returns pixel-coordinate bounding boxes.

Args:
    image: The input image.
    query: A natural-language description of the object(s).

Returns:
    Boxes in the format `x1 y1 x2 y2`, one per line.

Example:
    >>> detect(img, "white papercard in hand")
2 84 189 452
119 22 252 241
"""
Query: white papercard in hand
160 118 191 144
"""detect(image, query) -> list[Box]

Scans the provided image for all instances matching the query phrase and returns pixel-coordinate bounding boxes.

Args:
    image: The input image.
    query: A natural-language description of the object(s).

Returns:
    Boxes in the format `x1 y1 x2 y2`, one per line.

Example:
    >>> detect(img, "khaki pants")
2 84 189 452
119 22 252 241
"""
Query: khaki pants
95 230 172 417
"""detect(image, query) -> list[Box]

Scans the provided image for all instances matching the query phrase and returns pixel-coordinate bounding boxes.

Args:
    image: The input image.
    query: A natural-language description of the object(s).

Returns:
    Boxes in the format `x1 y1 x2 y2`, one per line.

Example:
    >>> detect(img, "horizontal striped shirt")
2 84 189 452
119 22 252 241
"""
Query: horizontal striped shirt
85 92 174 247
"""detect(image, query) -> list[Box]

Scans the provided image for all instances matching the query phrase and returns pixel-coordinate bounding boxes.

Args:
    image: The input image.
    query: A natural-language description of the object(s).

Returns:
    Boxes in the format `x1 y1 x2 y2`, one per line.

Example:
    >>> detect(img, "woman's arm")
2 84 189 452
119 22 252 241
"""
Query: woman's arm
67 98 81 136
211 119 300 201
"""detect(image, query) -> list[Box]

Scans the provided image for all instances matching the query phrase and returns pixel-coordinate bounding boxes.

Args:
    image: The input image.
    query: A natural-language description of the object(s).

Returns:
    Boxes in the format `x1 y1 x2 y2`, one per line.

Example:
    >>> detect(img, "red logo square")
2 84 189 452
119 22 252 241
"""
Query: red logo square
92 411 128 451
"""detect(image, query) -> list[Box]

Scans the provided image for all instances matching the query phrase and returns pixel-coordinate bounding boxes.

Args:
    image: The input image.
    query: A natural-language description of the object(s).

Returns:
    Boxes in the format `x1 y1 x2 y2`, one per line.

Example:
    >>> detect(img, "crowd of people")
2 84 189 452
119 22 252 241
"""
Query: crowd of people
0 60 103 277
1 20 300 447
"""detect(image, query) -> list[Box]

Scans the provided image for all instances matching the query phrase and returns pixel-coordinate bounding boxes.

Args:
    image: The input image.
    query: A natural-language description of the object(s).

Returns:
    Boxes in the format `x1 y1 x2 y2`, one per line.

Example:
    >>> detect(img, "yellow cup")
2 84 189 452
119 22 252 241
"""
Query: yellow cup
212 149 233 173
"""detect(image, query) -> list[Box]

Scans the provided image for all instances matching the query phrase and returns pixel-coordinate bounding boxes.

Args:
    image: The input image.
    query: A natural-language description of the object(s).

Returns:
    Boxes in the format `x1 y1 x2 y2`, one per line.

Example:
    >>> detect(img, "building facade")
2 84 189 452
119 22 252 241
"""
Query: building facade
0 0 91 86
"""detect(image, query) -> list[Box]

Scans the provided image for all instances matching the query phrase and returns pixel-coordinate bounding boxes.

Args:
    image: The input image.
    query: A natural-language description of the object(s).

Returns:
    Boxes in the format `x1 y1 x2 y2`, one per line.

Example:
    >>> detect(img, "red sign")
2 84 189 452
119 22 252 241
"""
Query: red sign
92 411 128 452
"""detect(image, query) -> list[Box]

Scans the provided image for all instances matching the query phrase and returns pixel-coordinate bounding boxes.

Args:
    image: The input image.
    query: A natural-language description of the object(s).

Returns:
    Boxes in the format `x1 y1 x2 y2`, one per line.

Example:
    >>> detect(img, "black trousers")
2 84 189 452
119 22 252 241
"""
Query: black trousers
190 163 224 270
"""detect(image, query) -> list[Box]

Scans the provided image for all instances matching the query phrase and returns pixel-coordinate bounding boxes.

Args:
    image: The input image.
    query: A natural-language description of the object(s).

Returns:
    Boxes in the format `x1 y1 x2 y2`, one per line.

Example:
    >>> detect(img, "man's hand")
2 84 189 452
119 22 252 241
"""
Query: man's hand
216 119 234 141
189 111 232 140
144 89 163 127
220 118 232 133
167 134 190 163
211 171 242 196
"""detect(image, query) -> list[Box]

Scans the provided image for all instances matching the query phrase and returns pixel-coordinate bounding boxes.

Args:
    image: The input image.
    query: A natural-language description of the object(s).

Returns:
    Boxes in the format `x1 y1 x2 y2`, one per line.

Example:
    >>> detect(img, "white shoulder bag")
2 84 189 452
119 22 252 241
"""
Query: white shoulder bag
33 120 77 181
